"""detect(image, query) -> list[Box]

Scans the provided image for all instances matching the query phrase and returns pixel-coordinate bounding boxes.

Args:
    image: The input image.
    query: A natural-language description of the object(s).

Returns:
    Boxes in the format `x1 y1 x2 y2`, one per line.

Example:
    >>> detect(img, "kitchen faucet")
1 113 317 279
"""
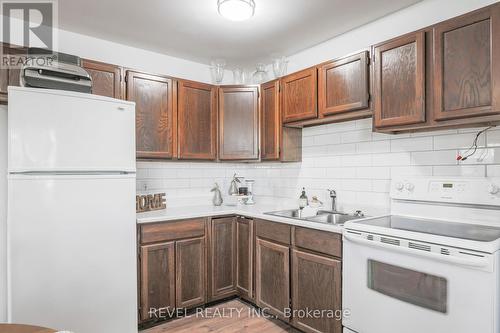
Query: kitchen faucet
328 189 337 212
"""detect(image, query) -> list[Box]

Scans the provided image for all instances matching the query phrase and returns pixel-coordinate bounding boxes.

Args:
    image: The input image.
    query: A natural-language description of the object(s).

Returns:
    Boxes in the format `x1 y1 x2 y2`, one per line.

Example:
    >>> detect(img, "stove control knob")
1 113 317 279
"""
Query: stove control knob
489 184 500 195
395 182 404 191
405 183 415 191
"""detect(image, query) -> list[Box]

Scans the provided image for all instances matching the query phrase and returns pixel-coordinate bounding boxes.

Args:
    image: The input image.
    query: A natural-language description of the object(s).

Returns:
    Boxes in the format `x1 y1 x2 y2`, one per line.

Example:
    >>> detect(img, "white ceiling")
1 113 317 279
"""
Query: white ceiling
59 0 422 68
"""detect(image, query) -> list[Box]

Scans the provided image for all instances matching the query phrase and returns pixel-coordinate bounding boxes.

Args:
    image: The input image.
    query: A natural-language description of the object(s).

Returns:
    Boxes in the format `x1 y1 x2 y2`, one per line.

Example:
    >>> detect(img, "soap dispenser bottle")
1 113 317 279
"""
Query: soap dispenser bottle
299 187 308 209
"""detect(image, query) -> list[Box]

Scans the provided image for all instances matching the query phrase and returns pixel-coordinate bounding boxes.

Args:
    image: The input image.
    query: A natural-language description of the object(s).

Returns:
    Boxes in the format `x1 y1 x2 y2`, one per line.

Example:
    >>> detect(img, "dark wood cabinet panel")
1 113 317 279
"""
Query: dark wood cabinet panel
373 32 426 128
81 59 122 99
318 51 369 116
255 238 290 320
140 218 205 244
178 80 217 160
139 242 175 323
0 44 25 104
236 217 254 300
218 86 260 160
209 217 236 301
261 80 302 162
433 6 500 121
261 80 281 160
291 249 342 333
175 236 206 309
255 219 291 245
293 227 342 258
281 68 318 123
126 71 176 159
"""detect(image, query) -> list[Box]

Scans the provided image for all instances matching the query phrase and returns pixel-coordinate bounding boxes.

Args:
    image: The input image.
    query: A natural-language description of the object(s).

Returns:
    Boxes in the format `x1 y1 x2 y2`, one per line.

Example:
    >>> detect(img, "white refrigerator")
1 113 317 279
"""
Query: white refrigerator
7 87 138 333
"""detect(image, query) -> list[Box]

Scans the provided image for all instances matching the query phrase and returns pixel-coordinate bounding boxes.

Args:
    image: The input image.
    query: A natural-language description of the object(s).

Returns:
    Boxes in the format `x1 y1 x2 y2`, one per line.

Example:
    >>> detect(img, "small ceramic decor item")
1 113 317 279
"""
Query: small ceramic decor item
228 173 242 195
211 183 223 206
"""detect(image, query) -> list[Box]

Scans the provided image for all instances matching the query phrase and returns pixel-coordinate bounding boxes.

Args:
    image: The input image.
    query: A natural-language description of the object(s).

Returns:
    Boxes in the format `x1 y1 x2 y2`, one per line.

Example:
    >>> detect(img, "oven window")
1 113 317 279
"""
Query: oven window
367 259 447 313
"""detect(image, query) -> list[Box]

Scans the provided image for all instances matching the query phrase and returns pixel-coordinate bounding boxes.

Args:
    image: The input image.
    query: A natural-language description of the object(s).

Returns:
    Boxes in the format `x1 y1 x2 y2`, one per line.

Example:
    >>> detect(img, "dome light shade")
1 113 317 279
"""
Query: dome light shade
218 0 255 22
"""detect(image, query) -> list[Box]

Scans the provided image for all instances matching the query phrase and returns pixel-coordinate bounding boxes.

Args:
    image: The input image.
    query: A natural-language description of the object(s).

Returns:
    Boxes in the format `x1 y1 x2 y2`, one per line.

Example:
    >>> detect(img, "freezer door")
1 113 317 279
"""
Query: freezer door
8 174 137 333
8 87 136 173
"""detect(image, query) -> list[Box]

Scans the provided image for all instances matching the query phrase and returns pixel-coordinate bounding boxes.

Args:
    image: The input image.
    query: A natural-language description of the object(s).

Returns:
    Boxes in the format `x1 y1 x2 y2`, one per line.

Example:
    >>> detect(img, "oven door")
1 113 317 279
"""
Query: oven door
342 231 500 333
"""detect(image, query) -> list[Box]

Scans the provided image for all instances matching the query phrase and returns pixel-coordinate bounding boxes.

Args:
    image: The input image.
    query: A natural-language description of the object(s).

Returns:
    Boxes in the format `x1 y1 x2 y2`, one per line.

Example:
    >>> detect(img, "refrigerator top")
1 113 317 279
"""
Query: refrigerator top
8 86 135 106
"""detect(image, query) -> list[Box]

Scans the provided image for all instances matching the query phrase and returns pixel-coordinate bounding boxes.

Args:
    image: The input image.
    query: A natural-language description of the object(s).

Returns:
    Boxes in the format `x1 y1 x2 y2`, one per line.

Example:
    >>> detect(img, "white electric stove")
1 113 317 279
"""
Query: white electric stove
343 177 500 333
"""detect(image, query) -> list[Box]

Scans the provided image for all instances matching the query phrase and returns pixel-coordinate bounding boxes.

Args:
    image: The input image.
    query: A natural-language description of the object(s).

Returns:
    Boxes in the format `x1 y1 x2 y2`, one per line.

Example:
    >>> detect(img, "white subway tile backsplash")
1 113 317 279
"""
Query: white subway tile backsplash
372 152 411 166
411 150 457 166
137 119 500 212
432 165 486 177
433 132 486 150
487 129 500 147
390 137 433 152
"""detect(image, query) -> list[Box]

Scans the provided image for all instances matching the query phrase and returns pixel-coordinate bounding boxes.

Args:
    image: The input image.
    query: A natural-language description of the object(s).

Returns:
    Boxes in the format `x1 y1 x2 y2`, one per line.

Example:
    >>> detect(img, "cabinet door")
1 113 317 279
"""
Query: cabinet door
126 71 176 159
176 237 206 308
209 217 236 301
292 250 342 333
139 242 175 323
433 6 500 121
177 80 217 160
261 80 280 160
0 44 25 104
255 238 290 320
218 86 259 160
373 32 426 128
82 59 122 99
236 217 254 300
281 67 317 123
318 51 369 116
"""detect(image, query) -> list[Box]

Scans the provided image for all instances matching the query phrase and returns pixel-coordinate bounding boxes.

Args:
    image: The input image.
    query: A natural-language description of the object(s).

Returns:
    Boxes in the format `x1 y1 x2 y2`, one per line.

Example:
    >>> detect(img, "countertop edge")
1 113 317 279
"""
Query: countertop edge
137 207 346 234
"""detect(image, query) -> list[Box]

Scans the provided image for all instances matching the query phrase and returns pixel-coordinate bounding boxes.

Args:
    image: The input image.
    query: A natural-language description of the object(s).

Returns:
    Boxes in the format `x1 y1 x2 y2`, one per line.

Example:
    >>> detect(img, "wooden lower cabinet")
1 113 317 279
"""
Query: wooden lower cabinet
255 238 290 320
209 217 237 301
176 236 206 308
139 217 343 333
291 249 342 333
139 242 176 322
236 217 254 300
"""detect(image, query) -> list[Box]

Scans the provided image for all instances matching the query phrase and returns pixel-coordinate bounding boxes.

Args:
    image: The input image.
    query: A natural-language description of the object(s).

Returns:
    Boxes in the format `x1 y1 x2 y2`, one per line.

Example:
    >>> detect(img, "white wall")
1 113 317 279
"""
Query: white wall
0 105 7 322
285 0 499 73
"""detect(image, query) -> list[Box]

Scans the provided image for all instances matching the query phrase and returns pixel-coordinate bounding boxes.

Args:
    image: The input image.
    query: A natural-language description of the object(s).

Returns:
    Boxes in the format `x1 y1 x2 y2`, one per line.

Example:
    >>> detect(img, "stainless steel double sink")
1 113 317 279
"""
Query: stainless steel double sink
264 209 363 226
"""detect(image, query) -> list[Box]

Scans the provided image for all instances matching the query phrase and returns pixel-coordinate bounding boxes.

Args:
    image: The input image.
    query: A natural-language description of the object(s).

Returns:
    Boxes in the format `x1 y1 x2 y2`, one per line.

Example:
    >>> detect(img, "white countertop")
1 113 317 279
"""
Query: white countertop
137 201 345 234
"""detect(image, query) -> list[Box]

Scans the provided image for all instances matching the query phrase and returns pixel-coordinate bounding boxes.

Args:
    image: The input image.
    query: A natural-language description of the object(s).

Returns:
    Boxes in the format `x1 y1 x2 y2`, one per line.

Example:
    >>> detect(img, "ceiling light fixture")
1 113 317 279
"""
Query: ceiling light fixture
217 0 255 22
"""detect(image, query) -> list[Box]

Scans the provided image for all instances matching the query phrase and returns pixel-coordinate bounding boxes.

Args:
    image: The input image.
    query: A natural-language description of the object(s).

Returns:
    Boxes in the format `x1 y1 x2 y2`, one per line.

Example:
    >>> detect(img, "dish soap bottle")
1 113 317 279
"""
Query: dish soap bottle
299 187 308 209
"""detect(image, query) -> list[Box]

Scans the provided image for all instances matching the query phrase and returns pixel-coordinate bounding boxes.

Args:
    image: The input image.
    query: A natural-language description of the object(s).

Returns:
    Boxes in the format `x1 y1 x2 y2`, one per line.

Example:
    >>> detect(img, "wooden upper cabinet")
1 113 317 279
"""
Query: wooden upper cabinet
81 59 122 99
139 242 176 323
261 80 280 160
373 31 426 128
175 236 206 309
281 67 318 123
291 249 342 333
209 217 237 301
433 5 500 121
218 86 259 160
126 71 176 159
177 80 217 160
0 44 25 104
318 51 369 117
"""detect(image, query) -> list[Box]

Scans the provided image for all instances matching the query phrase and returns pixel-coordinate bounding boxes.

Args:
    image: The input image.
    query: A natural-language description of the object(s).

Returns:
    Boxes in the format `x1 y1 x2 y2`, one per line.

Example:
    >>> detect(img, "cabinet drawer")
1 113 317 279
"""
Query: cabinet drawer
293 227 342 258
140 218 206 244
255 219 291 245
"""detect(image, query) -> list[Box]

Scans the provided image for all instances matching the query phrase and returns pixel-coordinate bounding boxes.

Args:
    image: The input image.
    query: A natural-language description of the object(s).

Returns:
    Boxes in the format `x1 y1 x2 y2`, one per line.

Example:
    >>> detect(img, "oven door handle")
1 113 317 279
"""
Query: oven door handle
344 234 490 268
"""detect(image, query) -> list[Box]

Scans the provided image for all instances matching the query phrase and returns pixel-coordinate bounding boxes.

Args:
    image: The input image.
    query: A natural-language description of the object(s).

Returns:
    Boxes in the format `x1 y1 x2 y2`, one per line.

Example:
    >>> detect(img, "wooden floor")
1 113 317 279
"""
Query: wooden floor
142 300 301 333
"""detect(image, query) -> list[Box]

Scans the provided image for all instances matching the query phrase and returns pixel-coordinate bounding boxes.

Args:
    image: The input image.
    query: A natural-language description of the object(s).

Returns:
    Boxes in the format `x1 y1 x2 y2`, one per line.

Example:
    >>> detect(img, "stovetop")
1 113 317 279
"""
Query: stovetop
355 215 500 242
